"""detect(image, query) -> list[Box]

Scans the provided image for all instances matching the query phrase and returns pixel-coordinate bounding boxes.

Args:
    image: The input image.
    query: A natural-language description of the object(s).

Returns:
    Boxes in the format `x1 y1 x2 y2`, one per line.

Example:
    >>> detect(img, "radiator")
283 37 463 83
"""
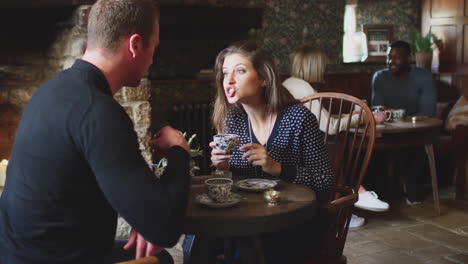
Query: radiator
169 103 214 175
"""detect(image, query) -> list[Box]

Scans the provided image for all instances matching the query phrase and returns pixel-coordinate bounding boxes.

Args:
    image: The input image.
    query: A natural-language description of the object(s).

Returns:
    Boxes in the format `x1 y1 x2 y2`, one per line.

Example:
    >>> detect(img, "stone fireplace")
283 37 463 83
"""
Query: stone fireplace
0 5 153 163
0 0 262 240
0 3 262 172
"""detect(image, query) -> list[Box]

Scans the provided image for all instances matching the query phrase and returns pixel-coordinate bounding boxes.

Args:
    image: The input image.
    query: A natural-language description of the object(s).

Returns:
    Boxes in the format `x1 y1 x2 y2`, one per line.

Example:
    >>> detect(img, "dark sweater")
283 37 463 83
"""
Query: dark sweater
0 60 190 264
371 66 436 116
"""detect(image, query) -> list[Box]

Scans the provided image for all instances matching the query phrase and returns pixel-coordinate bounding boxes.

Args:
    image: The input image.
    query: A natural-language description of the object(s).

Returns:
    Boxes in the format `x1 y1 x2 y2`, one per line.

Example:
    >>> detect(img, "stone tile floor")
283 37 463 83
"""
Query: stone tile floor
167 186 468 264
345 187 468 264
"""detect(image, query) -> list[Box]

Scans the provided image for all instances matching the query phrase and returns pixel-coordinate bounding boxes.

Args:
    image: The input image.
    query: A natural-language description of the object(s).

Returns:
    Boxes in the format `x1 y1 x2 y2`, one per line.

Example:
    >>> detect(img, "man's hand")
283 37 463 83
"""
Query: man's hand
373 112 388 125
352 109 368 123
150 126 190 158
124 230 163 259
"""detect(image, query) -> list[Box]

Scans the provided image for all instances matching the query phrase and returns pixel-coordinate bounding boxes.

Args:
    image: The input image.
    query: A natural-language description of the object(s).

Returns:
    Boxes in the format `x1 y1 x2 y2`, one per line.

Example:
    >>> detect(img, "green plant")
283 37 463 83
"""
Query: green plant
156 131 203 168
414 30 442 53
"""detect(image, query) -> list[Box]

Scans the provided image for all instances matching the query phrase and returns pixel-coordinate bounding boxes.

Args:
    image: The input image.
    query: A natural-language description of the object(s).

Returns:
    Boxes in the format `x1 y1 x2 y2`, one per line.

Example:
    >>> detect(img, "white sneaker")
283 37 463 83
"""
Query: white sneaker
355 191 389 212
349 214 365 228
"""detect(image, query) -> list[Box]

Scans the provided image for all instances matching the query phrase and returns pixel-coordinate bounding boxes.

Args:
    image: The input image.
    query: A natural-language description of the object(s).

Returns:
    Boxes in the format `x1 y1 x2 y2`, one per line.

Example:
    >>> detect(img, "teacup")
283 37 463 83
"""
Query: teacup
211 169 232 179
371 105 386 113
213 134 240 154
391 109 406 121
205 178 233 203
372 106 392 121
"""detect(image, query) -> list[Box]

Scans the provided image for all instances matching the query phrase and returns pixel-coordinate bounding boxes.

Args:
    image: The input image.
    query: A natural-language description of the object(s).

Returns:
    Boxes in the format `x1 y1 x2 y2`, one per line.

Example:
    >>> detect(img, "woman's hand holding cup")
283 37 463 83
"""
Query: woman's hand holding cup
209 141 231 170
210 134 240 170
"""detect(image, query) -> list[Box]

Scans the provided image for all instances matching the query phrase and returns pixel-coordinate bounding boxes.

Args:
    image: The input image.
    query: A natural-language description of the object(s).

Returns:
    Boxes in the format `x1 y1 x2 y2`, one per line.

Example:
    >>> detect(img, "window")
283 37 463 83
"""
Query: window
342 1 368 63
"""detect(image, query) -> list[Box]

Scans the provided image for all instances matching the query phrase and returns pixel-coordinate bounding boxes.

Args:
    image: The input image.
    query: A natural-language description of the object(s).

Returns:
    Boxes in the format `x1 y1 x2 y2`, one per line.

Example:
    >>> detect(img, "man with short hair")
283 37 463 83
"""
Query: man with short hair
372 40 436 116
0 0 190 263
371 40 436 204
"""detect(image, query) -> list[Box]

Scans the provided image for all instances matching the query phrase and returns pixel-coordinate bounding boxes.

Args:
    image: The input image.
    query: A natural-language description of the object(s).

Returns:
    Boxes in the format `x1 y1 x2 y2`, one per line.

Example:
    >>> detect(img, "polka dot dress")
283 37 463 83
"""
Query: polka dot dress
225 104 334 194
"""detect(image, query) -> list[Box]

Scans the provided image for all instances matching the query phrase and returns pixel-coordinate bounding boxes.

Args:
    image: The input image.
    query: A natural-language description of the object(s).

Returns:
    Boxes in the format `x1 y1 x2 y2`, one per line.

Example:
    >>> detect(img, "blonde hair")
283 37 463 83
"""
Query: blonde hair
87 0 160 52
212 40 298 133
289 45 328 83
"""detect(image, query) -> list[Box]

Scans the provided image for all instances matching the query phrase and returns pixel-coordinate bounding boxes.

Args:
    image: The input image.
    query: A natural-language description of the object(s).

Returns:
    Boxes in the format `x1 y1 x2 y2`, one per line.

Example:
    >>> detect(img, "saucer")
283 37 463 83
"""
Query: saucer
235 178 278 192
195 193 242 208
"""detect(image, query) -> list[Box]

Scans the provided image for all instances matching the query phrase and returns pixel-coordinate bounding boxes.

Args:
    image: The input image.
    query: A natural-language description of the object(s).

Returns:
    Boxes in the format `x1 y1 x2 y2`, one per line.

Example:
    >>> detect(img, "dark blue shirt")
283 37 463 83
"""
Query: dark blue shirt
0 60 190 264
371 66 436 116
226 104 334 194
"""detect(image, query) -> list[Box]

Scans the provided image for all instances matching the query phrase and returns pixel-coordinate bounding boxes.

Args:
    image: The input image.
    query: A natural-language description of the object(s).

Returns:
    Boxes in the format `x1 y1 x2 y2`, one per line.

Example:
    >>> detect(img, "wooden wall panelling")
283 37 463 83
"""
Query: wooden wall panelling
431 0 459 18
431 25 458 73
422 0 468 74
466 0 468 16
434 74 461 103
320 73 373 102
456 75 468 98
464 25 468 65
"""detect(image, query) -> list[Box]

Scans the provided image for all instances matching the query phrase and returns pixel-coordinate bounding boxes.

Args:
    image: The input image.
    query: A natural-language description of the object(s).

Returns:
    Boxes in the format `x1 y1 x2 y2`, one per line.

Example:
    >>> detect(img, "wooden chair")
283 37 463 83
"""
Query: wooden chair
300 92 376 264
114 256 159 264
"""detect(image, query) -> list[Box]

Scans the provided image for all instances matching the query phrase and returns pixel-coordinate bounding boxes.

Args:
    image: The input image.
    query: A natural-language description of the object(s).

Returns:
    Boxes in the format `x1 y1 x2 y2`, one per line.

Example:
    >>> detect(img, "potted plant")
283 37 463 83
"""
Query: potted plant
152 131 203 178
413 30 442 71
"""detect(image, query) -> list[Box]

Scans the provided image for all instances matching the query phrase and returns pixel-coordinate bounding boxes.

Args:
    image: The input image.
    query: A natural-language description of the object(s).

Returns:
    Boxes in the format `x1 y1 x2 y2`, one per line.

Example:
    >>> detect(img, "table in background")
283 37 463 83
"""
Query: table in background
373 117 443 215
183 176 317 263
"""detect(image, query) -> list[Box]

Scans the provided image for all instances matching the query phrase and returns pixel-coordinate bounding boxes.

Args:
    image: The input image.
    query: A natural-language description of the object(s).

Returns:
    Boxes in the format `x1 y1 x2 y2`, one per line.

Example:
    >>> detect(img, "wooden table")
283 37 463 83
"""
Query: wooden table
372 117 443 215
183 176 317 263
374 117 443 135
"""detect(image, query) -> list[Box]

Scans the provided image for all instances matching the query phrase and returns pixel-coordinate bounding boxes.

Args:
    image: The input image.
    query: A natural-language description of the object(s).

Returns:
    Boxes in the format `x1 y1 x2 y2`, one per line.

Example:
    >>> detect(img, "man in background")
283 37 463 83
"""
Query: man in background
372 40 436 116
371 40 436 204
0 0 190 263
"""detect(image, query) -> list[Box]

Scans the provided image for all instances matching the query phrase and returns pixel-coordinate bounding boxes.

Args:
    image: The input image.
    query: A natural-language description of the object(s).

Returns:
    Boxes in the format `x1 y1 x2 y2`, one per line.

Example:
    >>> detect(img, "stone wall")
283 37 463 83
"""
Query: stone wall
0 6 153 164
114 80 153 163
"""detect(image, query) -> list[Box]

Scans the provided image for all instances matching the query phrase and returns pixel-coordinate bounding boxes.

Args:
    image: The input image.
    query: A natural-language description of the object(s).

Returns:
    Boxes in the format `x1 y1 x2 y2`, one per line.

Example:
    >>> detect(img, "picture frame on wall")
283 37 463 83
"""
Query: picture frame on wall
363 24 394 63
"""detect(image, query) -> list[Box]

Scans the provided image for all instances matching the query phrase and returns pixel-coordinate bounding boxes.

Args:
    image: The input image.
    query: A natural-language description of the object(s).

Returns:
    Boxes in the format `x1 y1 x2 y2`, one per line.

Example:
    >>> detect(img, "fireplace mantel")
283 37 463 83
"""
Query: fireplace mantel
0 2 262 35
0 0 95 8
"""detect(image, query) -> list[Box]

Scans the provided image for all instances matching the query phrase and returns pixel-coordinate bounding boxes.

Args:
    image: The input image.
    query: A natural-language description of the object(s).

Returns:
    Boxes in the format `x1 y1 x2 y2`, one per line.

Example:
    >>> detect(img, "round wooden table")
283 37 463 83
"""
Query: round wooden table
372 117 443 215
374 117 443 135
183 176 317 263
183 176 317 237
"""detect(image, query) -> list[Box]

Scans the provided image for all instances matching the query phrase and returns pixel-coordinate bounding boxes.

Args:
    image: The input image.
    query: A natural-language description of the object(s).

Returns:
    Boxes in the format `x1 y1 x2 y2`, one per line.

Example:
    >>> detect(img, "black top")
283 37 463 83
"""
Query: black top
0 60 191 264
226 104 334 194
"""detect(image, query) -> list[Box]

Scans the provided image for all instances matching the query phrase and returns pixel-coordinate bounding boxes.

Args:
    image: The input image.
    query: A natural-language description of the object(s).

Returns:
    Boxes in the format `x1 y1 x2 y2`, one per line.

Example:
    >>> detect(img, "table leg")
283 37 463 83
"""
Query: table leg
223 238 234 264
386 152 396 200
424 143 441 215
252 236 267 264
455 155 468 200
237 236 266 264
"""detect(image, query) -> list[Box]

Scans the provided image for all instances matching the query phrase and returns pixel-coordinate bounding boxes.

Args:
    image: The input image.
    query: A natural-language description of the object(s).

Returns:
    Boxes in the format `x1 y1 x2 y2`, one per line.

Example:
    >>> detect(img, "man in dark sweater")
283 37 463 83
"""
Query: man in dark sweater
0 0 191 263
372 40 436 116
371 40 436 203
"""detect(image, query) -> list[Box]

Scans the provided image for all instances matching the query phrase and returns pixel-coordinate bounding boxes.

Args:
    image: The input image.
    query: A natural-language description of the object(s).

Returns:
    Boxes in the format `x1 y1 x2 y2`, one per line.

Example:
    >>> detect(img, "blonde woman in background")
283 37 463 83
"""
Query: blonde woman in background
283 46 363 134
283 45 389 228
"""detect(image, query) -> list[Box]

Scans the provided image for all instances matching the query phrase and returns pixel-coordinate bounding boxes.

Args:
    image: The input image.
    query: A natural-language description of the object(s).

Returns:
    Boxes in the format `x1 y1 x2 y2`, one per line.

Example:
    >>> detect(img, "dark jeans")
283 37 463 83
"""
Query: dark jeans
364 147 429 202
107 240 174 264
398 148 428 201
